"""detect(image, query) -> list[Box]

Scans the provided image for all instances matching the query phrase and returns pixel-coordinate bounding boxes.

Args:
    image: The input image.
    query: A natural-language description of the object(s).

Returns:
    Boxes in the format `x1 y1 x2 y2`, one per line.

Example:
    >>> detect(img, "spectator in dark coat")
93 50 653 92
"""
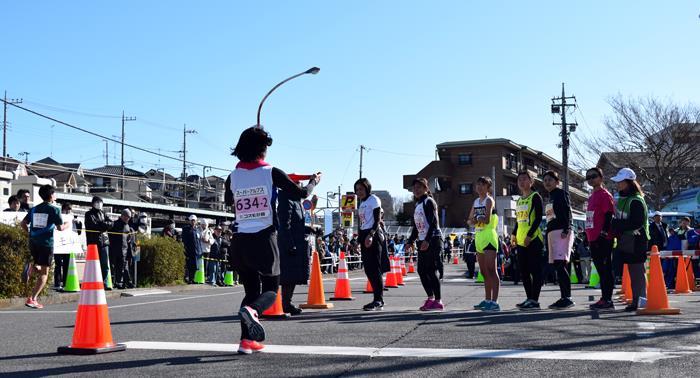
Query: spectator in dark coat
85 196 113 289
277 177 317 316
109 209 134 289
182 214 203 283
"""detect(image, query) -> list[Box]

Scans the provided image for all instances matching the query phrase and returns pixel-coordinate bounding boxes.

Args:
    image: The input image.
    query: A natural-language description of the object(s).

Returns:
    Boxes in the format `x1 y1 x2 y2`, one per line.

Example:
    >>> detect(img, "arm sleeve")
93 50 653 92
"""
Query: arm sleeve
424 198 439 240
407 212 418 244
512 222 518 236
224 175 233 207
553 191 572 231
526 194 544 238
371 207 381 233
272 167 316 200
51 209 64 227
611 200 646 232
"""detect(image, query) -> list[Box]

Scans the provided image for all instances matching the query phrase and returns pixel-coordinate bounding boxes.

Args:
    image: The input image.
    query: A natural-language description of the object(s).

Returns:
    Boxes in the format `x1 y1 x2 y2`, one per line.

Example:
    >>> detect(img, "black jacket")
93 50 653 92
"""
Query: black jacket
85 208 113 247
277 187 312 285
109 218 132 256
546 188 572 233
648 221 668 250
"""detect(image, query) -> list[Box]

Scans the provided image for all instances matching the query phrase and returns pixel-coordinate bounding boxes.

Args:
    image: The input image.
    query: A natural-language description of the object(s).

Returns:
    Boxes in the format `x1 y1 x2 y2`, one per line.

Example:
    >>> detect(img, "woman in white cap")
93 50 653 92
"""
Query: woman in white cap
609 167 649 311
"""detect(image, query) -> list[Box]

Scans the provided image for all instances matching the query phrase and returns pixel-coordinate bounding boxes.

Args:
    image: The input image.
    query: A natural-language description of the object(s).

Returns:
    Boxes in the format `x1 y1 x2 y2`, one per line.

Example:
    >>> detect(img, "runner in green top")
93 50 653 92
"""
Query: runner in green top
20 185 70 309
467 176 500 312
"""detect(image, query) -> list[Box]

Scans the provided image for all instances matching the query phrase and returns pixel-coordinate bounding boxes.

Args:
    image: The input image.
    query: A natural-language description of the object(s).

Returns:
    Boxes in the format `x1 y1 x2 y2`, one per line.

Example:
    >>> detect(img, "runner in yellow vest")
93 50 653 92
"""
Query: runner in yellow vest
468 176 500 312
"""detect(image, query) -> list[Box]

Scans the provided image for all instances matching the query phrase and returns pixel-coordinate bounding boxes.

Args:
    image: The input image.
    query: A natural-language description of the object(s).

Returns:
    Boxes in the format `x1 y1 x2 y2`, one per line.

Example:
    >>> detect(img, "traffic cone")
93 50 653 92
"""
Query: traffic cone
331 252 354 300
224 271 235 286
408 255 416 273
105 265 113 291
569 262 579 284
686 257 698 292
637 246 680 315
194 257 205 284
385 257 399 288
58 245 126 355
63 253 81 293
587 262 601 289
395 257 405 286
262 288 290 319
363 279 374 293
475 270 484 283
618 264 632 304
401 256 407 277
299 250 334 309
673 256 692 294
452 254 459 265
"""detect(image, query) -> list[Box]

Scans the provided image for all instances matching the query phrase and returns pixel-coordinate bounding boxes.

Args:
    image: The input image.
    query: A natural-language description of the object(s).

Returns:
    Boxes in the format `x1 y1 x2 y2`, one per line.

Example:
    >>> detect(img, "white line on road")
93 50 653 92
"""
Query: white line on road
123 341 682 363
109 291 243 309
0 310 76 314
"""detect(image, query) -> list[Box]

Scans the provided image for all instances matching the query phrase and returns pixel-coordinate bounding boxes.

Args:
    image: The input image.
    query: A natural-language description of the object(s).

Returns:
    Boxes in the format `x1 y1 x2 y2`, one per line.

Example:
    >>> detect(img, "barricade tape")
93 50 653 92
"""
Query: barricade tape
652 249 700 258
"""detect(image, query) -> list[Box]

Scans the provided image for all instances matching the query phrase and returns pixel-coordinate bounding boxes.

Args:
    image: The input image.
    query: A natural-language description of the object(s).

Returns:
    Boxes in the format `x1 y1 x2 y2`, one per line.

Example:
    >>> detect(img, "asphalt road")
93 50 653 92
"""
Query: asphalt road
1 263 699 377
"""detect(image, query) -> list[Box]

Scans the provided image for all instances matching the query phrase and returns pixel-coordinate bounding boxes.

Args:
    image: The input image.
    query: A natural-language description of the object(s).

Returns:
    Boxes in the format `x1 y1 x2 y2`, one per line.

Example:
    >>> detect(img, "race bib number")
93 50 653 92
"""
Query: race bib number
516 204 529 223
585 211 595 229
234 186 270 220
545 203 556 223
474 207 486 231
33 213 49 228
414 206 427 239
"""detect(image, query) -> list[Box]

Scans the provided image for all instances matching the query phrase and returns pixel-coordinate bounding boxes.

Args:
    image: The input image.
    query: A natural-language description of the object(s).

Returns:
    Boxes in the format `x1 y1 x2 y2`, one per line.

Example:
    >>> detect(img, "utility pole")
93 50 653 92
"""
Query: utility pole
551 83 577 194
120 111 136 200
180 124 197 208
359 145 367 179
103 139 109 165
18 151 29 165
2 91 23 170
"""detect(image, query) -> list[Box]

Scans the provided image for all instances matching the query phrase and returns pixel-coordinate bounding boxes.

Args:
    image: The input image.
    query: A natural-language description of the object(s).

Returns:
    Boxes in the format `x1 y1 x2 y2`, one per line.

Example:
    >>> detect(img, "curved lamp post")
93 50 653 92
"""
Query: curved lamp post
256 67 320 127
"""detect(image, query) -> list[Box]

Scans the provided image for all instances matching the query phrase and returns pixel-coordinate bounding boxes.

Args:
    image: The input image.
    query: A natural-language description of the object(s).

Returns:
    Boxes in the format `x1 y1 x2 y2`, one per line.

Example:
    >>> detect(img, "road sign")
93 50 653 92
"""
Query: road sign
341 211 354 228
341 194 357 210
303 200 313 211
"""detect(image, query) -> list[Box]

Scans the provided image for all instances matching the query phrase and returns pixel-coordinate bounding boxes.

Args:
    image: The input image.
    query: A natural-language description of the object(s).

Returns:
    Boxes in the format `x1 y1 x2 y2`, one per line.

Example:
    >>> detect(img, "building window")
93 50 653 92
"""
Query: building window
459 183 473 194
505 153 518 171
523 157 534 168
458 154 472 165
2 188 8 196
507 183 518 195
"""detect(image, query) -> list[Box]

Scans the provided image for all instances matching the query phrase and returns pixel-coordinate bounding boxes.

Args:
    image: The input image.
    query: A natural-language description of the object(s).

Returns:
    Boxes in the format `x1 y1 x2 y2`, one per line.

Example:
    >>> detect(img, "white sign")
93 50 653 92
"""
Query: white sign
53 229 83 255
0 212 25 226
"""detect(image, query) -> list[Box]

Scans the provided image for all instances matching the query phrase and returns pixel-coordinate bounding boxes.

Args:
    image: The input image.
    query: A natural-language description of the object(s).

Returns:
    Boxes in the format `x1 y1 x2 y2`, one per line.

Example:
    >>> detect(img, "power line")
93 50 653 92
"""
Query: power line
1 100 231 173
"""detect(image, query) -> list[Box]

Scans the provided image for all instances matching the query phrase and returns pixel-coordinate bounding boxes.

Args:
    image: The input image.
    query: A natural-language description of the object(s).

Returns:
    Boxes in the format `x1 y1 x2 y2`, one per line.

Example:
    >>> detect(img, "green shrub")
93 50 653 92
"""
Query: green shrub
0 224 47 299
136 236 185 287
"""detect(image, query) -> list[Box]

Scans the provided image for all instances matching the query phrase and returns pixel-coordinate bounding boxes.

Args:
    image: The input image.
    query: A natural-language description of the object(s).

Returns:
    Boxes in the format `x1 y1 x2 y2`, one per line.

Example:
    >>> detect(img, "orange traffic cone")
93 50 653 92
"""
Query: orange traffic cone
401 256 407 277
618 264 633 304
408 255 416 273
637 246 680 315
331 252 354 301
363 279 374 293
299 250 334 310
395 257 405 286
673 256 692 294
385 257 399 288
452 254 459 265
262 288 291 319
686 257 698 292
58 245 125 355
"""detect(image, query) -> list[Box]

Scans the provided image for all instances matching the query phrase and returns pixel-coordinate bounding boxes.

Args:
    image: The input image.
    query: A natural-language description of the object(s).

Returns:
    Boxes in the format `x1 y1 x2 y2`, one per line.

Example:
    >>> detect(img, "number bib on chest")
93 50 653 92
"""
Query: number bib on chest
585 210 594 229
235 186 270 220
516 204 529 224
545 203 556 223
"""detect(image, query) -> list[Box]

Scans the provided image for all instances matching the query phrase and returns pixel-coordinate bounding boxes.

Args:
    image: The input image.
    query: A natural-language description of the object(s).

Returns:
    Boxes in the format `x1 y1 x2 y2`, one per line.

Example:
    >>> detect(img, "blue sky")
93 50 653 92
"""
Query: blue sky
2 1 699 204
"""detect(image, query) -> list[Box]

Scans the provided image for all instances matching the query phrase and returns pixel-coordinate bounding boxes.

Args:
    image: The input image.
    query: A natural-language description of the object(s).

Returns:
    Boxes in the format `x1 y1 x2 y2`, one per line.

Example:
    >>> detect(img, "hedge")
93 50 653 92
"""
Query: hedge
136 235 185 287
0 224 47 299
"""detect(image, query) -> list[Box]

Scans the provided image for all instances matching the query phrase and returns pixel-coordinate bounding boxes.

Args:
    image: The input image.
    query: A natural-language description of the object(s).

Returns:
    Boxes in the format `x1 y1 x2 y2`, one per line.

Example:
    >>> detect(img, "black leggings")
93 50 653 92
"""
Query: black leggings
552 260 571 298
238 270 279 340
590 238 614 301
417 237 442 300
517 238 544 302
360 230 383 303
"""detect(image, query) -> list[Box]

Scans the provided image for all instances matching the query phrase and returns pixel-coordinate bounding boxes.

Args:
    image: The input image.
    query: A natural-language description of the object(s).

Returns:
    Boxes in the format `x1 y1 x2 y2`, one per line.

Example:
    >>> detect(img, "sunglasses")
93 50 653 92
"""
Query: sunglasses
586 174 600 180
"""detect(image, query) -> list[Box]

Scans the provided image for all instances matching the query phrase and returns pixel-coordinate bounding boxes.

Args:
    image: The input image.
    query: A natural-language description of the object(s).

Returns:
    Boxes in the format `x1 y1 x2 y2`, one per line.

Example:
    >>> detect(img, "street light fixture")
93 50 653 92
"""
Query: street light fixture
256 67 320 127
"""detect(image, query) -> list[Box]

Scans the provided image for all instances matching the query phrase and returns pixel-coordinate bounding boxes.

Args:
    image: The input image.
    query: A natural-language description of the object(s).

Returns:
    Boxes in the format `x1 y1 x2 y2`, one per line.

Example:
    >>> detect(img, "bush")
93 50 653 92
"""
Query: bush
136 236 185 287
0 224 46 299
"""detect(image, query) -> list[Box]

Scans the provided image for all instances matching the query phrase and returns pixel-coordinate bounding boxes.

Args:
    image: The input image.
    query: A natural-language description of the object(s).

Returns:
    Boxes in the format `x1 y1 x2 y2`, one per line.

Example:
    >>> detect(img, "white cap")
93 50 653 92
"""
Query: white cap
200 218 208 225
653 211 662 217
610 167 636 182
188 214 197 221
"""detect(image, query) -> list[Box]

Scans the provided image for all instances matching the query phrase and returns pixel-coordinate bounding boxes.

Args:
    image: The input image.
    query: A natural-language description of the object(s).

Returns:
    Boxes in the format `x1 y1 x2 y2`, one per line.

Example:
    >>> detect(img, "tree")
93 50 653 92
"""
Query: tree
575 95 700 209
392 194 413 226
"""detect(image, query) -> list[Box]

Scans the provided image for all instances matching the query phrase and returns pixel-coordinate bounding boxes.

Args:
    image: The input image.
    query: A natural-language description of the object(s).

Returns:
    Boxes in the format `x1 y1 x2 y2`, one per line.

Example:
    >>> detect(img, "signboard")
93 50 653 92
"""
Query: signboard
0 212 25 226
341 194 357 211
302 200 313 211
324 211 333 235
53 229 83 255
304 211 312 224
341 211 354 228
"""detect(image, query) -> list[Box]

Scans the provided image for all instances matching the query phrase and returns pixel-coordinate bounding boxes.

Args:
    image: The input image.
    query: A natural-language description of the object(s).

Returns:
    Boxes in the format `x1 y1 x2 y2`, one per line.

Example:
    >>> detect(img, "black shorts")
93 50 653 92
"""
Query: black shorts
230 226 280 277
30 242 54 267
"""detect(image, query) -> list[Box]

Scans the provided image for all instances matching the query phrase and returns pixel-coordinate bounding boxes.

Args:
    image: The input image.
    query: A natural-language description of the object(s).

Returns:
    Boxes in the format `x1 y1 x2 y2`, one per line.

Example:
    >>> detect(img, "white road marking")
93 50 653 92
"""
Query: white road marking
120 289 172 297
0 310 76 314
109 291 243 309
123 341 682 363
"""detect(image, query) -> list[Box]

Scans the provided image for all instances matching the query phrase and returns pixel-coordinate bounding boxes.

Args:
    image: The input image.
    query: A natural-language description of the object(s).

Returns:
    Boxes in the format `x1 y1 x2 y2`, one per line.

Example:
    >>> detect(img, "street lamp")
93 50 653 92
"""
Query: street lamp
256 67 320 127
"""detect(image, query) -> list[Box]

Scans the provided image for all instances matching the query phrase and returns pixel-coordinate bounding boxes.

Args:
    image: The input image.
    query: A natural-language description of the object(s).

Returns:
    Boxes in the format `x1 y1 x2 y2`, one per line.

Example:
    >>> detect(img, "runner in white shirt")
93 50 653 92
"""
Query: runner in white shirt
355 178 386 311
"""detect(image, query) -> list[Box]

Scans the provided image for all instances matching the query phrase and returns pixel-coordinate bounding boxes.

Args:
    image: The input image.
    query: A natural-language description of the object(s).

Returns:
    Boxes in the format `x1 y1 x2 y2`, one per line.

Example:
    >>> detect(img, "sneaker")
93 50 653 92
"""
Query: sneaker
24 298 43 309
363 301 384 311
624 304 638 312
516 299 530 308
549 298 575 310
473 300 488 310
239 306 265 342
590 299 615 312
428 300 445 311
210 283 218 287
520 300 541 311
283 306 303 316
588 299 606 310
419 299 435 311
482 301 501 312
238 339 265 355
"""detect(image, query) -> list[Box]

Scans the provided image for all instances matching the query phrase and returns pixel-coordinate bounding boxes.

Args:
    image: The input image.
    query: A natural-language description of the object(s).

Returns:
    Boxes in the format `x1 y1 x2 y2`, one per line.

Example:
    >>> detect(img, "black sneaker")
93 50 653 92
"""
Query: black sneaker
520 300 541 311
590 299 615 312
239 306 266 342
363 301 384 311
283 306 303 316
516 299 530 308
549 298 575 310
624 304 638 312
